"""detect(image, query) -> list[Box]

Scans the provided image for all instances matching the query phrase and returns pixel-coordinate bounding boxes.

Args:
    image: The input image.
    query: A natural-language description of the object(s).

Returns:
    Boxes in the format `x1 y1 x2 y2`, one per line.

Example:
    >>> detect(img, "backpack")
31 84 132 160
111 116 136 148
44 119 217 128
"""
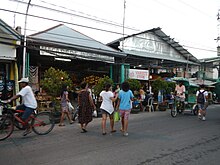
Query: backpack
142 94 152 106
197 90 205 103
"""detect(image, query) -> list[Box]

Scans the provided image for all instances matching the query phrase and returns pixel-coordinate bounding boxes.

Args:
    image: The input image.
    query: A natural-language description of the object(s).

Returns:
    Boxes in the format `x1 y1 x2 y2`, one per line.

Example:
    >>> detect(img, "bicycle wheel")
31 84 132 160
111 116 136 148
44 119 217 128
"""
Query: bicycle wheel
171 106 177 117
32 112 55 135
0 115 14 141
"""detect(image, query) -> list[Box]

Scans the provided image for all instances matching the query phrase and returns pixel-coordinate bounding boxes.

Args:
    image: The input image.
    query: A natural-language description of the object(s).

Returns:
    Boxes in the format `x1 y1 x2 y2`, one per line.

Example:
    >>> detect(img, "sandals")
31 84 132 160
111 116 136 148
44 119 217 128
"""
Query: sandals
102 130 116 135
58 123 65 127
110 130 117 133
81 128 87 133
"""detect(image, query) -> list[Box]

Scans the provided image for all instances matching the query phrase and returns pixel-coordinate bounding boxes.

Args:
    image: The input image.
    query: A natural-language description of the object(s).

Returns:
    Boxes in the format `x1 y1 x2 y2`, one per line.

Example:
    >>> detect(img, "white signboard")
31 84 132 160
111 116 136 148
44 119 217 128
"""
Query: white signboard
129 69 149 80
40 46 114 63
0 45 16 60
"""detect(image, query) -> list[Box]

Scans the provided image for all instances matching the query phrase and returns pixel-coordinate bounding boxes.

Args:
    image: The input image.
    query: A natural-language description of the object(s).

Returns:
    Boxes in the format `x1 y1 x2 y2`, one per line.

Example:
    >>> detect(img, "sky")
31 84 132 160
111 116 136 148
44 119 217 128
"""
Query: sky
0 0 220 59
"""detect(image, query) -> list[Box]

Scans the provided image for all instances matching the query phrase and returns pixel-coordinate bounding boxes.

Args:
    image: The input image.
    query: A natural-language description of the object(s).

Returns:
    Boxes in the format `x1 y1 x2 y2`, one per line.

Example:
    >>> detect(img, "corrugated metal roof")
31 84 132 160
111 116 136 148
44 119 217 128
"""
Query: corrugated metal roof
108 27 200 65
0 19 21 45
29 24 126 58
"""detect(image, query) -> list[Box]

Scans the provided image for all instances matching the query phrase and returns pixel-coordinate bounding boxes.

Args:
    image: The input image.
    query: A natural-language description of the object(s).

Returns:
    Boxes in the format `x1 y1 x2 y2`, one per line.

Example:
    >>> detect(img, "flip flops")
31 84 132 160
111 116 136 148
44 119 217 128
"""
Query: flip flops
110 130 117 133
81 128 87 133
58 123 65 127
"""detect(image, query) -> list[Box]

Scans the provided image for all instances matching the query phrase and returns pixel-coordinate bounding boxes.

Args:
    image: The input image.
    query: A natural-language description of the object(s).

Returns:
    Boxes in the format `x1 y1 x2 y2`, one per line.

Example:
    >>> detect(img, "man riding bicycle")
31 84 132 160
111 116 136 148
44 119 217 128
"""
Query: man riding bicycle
5 77 37 136
175 81 186 111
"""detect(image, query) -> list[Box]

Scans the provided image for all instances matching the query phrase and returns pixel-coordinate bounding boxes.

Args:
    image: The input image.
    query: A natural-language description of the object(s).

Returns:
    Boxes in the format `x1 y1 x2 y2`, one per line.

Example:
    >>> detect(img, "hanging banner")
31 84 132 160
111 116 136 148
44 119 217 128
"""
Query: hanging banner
129 69 149 80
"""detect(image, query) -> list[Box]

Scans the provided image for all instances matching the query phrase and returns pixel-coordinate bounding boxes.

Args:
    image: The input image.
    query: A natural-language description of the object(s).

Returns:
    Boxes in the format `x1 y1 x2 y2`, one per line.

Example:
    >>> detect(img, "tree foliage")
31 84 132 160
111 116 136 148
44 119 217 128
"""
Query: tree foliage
125 79 141 92
41 67 72 98
93 76 113 96
151 78 176 97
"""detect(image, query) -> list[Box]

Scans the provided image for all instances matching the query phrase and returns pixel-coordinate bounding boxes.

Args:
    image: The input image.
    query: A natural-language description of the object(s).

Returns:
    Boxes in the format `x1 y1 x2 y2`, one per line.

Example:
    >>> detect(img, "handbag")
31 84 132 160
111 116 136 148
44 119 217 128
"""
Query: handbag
114 111 120 122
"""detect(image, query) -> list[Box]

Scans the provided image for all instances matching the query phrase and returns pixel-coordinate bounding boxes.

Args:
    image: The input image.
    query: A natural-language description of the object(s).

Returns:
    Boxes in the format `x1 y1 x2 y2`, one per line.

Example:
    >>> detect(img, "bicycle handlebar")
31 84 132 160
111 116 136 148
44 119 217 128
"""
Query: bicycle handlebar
0 100 8 104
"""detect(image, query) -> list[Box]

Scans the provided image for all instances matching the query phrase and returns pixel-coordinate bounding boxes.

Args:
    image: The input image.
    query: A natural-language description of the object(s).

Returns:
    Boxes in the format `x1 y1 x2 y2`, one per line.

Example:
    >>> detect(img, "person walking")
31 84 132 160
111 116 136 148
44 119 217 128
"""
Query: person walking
59 85 74 126
117 81 134 136
6 77 37 136
139 87 146 111
196 84 208 121
78 82 96 133
99 83 118 135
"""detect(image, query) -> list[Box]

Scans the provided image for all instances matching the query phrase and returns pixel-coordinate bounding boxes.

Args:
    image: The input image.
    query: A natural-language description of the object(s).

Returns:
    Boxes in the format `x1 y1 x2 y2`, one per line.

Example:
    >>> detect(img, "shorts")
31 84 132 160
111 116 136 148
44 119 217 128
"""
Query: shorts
119 110 131 120
100 108 113 116
176 96 185 102
16 104 34 121
198 103 208 111
61 105 69 112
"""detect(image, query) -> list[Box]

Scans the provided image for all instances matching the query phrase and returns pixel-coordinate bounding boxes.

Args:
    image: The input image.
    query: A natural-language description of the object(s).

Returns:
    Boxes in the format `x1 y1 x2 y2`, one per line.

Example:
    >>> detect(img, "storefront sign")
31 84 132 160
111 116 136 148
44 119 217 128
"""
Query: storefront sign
40 46 114 63
121 33 186 62
129 69 149 80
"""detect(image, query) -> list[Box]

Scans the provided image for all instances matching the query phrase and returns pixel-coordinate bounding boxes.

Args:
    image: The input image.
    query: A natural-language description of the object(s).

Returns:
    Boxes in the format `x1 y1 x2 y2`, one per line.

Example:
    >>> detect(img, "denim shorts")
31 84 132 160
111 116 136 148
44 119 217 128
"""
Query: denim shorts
197 103 207 111
16 104 34 121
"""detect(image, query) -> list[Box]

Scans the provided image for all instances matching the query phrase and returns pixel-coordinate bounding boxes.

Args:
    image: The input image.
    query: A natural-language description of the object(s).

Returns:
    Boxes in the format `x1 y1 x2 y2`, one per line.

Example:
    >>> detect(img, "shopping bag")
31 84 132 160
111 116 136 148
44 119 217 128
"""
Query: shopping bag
114 111 120 122
67 102 74 111
92 110 97 117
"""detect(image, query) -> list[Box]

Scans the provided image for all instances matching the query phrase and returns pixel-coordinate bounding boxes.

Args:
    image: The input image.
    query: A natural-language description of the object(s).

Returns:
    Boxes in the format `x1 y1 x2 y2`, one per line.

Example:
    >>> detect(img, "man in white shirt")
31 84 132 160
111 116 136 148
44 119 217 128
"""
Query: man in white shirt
7 77 37 136
196 84 208 121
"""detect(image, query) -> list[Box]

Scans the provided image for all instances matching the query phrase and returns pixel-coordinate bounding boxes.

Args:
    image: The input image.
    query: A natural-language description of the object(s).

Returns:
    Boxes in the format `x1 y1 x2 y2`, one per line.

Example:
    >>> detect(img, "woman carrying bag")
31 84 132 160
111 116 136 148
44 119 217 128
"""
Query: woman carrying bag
99 83 118 135
59 85 74 126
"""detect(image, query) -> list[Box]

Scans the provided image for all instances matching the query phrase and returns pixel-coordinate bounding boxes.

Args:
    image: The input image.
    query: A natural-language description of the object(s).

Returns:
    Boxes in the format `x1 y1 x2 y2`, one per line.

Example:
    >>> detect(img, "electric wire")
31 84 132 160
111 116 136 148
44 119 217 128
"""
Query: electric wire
38 0 139 31
9 0 140 32
0 1 218 56
176 0 215 19
3 0 217 50
0 8 129 36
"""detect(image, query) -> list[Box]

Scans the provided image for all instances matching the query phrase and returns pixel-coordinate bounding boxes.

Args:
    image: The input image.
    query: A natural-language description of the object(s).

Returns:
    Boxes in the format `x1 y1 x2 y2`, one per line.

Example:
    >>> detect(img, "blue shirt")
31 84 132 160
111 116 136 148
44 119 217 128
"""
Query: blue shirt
118 90 134 110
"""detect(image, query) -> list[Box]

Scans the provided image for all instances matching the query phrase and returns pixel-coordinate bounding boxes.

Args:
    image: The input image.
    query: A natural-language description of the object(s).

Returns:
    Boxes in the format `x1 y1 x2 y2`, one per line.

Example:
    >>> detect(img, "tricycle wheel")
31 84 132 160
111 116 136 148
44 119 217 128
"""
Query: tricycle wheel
193 104 198 116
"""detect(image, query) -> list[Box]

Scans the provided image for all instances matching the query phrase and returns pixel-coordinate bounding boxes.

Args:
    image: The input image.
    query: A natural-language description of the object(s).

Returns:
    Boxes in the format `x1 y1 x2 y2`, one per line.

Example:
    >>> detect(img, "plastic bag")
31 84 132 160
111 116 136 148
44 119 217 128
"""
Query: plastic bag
114 111 120 122
67 102 74 111
93 110 97 117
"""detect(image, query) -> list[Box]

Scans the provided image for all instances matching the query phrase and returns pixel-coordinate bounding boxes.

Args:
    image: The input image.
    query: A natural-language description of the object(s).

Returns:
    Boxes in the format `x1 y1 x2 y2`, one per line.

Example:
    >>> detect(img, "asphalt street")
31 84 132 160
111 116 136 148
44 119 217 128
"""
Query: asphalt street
0 104 220 165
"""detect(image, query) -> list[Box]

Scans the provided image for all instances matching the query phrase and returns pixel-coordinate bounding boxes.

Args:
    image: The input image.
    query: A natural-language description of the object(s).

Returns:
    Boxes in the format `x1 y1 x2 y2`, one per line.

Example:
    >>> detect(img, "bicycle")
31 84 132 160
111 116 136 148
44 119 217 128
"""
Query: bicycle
170 96 185 117
0 100 55 141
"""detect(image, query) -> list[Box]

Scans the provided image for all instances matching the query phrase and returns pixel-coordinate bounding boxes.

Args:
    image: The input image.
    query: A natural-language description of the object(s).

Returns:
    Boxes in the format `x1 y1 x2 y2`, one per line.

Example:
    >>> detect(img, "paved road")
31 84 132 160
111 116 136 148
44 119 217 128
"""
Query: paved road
1 104 220 165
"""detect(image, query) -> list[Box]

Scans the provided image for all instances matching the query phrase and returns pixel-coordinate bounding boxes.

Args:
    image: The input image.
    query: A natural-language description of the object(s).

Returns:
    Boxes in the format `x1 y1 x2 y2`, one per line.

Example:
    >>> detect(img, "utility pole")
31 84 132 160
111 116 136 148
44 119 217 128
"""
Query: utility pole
216 9 220 78
122 0 126 52
121 0 126 83
22 0 32 78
